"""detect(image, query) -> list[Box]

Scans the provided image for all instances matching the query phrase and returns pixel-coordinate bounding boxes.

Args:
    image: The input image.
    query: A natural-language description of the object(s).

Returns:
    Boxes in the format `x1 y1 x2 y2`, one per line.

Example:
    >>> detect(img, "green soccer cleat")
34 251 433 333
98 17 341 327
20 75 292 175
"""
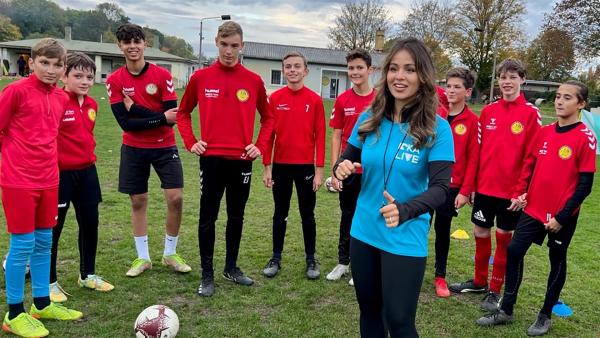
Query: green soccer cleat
78 274 114 292
49 282 68 303
162 254 191 273
126 258 152 277
29 303 83 321
2 312 49 337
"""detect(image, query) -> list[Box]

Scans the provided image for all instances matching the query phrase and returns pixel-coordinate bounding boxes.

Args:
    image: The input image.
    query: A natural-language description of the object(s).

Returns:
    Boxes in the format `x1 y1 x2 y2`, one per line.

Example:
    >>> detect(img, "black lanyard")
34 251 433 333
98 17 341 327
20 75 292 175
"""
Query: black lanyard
382 120 408 194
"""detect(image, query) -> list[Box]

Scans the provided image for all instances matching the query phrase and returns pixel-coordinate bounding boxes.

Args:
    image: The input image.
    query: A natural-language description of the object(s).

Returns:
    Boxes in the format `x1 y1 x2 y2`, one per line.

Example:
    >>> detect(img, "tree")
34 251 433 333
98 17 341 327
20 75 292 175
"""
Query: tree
426 37 453 79
576 66 600 98
397 0 457 48
544 0 600 59
142 26 164 48
3 0 65 38
395 0 457 79
327 0 391 51
65 9 111 42
0 16 22 42
96 2 129 29
450 0 526 95
525 28 575 82
161 35 196 59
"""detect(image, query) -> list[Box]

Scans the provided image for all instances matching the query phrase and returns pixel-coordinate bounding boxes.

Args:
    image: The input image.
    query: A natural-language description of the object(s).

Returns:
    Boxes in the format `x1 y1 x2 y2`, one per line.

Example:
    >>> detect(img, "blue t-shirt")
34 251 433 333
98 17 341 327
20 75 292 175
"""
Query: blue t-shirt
348 111 454 257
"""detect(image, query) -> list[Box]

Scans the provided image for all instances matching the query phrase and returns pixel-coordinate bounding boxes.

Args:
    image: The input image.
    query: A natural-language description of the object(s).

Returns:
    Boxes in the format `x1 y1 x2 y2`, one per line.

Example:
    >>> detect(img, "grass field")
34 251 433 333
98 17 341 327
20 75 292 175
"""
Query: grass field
0 79 598 337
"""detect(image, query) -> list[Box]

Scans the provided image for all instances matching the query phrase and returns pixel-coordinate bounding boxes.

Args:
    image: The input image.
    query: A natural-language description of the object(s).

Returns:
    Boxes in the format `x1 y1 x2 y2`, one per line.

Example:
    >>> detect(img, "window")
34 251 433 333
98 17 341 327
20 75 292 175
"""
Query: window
270 69 287 85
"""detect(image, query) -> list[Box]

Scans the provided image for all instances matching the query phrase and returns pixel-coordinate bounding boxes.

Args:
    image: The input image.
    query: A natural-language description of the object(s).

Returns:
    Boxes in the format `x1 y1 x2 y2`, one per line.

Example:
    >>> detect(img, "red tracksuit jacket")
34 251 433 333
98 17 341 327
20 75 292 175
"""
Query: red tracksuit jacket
264 86 325 166
0 74 68 189
449 105 479 196
58 90 97 170
177 60 274 160
476 94 542 199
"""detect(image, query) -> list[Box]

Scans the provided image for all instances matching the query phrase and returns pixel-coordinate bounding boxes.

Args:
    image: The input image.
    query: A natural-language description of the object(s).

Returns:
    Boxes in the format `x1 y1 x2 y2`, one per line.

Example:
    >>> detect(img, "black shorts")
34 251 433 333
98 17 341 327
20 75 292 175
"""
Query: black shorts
434 187 460 217
512 212 578 250
471 193 521 231
118 144 184 195
59 164 102 207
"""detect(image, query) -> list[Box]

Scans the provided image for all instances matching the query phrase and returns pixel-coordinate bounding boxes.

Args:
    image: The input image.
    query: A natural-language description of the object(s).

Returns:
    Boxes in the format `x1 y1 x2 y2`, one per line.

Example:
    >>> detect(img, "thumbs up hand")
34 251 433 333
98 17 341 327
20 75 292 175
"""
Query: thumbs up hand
379 190 400 228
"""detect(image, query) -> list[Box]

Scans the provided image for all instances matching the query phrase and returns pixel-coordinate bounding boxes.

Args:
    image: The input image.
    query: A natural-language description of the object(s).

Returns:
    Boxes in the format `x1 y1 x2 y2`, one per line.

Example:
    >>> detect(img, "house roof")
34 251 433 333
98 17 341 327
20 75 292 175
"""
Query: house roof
523 80 562 87
242 41 386 67
0 38 192 63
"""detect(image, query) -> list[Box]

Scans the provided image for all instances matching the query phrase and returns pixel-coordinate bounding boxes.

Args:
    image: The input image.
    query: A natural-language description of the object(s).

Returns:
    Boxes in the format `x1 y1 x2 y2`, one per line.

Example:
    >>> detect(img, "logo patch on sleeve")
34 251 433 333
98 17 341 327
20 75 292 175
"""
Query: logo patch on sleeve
558 145 572 160
236 89 249 102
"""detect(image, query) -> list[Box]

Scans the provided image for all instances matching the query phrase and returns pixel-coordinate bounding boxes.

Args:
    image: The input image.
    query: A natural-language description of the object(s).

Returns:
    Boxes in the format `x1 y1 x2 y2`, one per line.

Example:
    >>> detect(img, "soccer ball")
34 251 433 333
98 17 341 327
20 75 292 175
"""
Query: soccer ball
325 176 338 193
134 305 179 338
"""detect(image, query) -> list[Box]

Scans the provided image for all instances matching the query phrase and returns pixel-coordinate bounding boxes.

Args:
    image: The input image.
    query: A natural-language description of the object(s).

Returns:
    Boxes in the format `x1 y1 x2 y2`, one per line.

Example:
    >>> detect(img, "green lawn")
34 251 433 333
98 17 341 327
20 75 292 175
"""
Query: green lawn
0 79 598 337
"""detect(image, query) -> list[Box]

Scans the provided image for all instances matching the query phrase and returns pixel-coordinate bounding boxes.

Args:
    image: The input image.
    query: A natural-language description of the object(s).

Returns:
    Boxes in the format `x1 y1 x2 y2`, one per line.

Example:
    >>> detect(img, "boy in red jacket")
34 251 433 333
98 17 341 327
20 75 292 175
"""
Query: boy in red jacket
450 59 542 312
326 49 375 285
432 67 479 297
177 21 274 297
261 51 326 279
49 52 114 303
107 23 190 278
477 80 596 336
0 38 82 338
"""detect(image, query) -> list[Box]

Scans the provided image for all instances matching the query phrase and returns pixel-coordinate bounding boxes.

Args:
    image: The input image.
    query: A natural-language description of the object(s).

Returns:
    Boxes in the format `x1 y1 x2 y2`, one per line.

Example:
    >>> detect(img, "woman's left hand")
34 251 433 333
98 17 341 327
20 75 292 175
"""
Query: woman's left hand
380 190 400 227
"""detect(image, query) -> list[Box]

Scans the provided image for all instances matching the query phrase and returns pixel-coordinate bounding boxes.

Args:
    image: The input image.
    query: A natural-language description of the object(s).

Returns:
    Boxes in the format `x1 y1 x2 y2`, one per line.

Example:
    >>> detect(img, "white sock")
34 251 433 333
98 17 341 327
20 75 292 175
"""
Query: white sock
134 235 150 261
163 234 178 256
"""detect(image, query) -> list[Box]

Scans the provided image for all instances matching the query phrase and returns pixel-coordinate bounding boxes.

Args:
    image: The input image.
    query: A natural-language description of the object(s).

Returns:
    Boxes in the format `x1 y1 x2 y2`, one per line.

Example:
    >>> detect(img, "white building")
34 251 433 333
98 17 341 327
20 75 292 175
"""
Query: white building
240 42 385 98
0 28 196 89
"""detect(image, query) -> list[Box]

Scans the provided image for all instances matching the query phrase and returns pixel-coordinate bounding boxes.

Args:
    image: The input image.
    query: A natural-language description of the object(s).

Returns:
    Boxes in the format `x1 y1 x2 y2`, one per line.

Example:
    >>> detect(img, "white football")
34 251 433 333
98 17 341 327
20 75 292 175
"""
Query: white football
325 176 338 193
134 305 179 338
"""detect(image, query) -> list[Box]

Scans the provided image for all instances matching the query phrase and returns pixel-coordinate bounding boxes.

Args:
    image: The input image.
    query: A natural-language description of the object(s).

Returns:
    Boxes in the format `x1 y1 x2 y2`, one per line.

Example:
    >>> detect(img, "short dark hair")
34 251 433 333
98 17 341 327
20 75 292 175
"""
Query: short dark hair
346 49 372 67
31 38 66 60
446 67 475 89
116 23 145 42
496 58 526 78
282 51 307 67
65 52 96 76
563 80 588 103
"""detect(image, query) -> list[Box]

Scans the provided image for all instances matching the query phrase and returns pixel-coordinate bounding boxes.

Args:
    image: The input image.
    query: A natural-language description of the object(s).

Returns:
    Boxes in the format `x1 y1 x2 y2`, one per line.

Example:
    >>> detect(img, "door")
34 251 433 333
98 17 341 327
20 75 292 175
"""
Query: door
329 78 339 99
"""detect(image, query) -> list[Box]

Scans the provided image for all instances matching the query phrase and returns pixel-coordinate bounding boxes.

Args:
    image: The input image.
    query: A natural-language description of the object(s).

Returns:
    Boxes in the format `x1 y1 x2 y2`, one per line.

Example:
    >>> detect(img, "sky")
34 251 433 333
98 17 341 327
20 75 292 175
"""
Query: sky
54 0 558 58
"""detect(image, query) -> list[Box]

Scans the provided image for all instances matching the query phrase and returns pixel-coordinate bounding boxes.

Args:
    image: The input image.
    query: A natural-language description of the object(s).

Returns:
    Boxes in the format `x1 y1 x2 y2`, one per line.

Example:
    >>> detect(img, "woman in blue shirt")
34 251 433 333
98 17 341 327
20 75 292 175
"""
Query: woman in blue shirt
334 38 454 337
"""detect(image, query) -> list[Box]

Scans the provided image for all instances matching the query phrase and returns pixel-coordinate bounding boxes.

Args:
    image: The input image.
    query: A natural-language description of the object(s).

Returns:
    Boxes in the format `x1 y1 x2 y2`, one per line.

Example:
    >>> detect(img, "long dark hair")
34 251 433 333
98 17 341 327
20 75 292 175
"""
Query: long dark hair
358 38 438 149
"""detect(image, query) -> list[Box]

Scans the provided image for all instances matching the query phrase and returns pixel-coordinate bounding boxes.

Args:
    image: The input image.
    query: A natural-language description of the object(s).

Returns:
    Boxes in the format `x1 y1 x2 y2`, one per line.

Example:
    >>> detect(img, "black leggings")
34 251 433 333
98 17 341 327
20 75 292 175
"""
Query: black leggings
271 163 316 261
51 166 101 283
431 187 458 278
351 237 426 338
501 213 577 317
198 157 252 277
337 174 361 265
51 203 99 282
432 212 452 277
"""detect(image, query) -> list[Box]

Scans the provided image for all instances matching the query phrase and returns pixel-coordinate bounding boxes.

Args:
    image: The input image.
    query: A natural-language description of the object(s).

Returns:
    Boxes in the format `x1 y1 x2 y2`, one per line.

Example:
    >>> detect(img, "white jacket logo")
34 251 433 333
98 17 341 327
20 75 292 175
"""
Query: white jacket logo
205 88 219 98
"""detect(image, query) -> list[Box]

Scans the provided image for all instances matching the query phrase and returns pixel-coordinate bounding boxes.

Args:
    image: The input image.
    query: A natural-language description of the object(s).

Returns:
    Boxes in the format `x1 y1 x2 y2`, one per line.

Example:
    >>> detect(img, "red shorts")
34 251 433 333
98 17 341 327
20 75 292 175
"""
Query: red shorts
2 187 58 234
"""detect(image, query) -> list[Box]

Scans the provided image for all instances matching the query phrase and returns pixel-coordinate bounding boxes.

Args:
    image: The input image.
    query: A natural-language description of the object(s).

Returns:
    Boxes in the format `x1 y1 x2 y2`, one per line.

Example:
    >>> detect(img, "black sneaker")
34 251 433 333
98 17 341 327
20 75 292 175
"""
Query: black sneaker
262 259 281 278
480 291 501 312
476 309 513 326
198 276 215 297
448 279 488 293
527 313 552 336
306 260 320 280
223 267 254 286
